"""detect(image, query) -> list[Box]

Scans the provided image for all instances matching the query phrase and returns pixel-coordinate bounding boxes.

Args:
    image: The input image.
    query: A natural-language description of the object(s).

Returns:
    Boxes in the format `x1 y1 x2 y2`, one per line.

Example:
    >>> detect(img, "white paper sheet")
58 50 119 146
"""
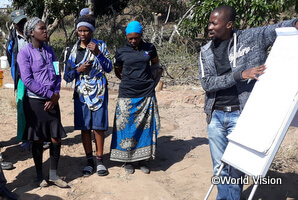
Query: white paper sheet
227 27 298 154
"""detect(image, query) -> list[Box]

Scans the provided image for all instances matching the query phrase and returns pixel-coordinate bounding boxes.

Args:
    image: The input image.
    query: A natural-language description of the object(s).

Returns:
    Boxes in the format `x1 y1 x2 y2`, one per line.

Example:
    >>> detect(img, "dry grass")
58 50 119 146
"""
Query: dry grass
9 96 17 109
271 142 298 173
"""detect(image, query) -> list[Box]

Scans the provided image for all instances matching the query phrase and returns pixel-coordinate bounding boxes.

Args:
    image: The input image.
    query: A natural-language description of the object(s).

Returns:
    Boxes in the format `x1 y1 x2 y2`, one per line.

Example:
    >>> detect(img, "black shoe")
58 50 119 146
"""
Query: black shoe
20 141 32 151
124 163 135 174
138 161 150 174
0 187 19 200
1 161 14 170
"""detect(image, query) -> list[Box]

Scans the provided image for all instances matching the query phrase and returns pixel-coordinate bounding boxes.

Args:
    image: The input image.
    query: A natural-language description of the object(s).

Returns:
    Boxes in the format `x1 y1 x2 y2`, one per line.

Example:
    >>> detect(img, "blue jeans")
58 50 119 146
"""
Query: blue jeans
207 110 244 200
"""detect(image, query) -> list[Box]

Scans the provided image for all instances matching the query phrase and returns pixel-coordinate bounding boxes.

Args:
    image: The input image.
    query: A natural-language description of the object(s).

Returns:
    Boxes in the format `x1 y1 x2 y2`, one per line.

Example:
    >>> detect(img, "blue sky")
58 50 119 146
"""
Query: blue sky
0 0 12 8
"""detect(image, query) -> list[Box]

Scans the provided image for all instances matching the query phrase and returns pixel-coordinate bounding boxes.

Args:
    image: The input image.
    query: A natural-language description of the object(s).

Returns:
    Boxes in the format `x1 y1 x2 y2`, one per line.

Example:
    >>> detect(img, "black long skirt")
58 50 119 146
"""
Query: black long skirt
22 97 66 142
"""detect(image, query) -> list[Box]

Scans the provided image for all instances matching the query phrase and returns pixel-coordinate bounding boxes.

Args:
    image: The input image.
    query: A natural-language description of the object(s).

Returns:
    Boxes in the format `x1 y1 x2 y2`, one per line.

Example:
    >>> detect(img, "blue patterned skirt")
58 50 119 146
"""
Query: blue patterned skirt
110 96 160 162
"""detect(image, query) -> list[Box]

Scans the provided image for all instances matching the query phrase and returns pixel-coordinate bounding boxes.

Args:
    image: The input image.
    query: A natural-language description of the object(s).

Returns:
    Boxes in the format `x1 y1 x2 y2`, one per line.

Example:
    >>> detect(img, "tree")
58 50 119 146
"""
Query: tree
0 14 11 55
12 0 86 39
181 0 297 40
11 0 131 44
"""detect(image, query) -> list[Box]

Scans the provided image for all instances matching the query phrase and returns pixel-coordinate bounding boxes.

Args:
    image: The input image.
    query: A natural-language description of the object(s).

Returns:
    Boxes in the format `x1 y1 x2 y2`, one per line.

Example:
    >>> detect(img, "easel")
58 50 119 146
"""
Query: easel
203 163 224 200
204 96 298 200
203 27 298 200
203 164 261 200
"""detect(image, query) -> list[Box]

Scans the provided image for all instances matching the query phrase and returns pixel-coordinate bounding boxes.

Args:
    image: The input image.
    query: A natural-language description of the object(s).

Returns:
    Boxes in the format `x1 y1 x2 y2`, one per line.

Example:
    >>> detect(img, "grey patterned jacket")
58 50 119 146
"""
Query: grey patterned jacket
198 19 298 123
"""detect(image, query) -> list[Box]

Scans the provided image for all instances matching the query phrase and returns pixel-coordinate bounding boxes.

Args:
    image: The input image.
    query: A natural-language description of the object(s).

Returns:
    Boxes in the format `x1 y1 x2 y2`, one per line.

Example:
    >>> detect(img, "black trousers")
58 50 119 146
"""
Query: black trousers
0 167 7 192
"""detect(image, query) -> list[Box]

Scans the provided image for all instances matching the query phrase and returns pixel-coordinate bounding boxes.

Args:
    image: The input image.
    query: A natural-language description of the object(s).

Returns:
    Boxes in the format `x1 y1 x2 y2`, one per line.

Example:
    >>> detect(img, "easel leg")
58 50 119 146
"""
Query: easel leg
248 184 259 200
204 163 225 200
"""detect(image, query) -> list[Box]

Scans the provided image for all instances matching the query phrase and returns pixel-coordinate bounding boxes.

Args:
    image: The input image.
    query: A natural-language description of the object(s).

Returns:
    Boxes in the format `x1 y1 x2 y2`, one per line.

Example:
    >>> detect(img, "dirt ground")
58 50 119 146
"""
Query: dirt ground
0 67 297 200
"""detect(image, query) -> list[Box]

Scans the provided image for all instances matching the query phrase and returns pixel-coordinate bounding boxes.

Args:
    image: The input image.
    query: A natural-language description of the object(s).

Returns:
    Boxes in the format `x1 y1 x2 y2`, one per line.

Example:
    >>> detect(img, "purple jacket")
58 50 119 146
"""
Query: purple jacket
17 42 61 99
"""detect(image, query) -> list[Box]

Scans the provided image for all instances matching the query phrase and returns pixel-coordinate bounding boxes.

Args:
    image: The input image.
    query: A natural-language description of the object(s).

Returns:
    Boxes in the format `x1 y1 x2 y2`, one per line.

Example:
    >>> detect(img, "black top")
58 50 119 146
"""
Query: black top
114 41 157 98
213 39 240 107
65 44 86 65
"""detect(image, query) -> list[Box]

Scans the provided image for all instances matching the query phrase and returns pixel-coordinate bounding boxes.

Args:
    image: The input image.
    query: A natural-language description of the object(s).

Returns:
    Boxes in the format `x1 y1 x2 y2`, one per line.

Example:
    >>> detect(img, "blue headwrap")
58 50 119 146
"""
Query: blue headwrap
77 22 95 32
76 14 95 32
125 21 143 35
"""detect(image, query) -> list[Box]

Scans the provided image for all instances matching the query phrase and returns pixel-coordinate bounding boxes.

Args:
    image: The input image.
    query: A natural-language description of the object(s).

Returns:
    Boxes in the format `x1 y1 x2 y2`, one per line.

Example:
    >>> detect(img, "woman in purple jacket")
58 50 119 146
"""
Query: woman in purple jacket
17 17 68 188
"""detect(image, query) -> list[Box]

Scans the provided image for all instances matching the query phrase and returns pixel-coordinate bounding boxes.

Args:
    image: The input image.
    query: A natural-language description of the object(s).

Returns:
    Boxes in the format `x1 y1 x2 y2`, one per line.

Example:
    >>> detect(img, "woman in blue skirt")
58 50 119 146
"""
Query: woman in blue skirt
110 21 162 174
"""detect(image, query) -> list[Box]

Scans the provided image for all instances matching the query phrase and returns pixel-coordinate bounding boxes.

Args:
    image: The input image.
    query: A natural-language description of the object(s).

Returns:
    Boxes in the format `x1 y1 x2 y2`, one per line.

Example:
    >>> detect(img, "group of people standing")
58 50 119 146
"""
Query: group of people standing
63 14 162 177
1 7 162 199
1 4 298 200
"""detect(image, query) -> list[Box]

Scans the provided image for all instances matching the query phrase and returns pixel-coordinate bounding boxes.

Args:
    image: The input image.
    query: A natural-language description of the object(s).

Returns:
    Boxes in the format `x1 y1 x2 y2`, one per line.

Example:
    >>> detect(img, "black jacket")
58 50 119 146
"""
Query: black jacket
6 29 21 90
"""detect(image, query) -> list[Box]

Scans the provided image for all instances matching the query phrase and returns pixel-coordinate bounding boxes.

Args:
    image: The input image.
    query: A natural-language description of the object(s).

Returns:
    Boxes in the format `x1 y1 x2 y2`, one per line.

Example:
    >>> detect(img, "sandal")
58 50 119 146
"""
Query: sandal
1 161 14 170
96 164 109 176
124 163 135 174
83 165 94 177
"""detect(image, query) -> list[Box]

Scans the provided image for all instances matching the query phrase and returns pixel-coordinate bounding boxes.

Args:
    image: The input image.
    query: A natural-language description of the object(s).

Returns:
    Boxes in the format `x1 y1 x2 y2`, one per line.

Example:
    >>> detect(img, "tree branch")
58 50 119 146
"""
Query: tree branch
169 5 195 43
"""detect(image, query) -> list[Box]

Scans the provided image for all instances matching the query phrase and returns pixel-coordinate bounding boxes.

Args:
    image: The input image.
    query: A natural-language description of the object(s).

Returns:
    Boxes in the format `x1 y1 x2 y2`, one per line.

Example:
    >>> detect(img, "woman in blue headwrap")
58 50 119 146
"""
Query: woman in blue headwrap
64 14 112 177
110 21 162 174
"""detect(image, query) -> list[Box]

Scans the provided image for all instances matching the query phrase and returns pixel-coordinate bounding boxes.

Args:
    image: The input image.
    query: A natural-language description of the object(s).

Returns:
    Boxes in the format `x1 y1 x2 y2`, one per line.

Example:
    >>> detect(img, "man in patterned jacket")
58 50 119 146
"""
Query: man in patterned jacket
198 5 298 200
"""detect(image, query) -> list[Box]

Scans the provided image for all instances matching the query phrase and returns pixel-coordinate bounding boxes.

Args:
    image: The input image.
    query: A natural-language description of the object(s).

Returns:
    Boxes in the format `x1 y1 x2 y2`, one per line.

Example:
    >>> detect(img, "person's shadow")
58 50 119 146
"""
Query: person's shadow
242 170 298 200
0 125 82 166
3 126 114 199
5 129 208 198
106 135 209 171
151 135 209 171
0 136 32 165
0 125 79 166
7 152 114 199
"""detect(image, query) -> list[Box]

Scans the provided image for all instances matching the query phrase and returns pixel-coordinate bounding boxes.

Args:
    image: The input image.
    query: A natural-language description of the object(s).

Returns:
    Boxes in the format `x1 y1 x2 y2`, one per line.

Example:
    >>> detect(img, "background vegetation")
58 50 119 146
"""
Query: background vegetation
0 0 297 85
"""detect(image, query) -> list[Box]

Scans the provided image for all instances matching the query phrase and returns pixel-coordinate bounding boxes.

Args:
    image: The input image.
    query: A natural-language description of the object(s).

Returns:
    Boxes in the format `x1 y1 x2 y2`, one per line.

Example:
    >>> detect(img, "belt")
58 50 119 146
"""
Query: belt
213 105 240 112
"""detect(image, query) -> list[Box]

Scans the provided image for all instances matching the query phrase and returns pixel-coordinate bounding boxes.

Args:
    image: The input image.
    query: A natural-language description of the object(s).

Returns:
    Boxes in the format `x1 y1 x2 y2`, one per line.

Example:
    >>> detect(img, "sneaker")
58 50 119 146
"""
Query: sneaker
38 179 49 187
49 178 69 188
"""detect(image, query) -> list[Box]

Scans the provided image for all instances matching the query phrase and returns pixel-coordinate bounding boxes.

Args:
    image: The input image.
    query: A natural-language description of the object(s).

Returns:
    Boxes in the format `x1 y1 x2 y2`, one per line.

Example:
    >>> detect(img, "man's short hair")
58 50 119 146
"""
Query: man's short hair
213 5 236 22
